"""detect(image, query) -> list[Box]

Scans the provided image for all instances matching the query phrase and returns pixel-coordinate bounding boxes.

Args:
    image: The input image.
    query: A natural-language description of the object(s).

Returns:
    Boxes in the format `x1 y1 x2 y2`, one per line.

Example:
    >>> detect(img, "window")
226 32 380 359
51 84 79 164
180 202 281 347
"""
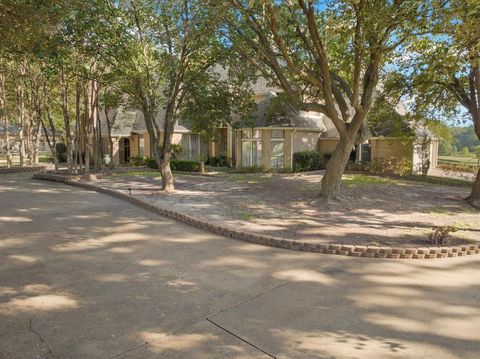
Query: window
271 129 284 168
241 129 262 167
138 134 145 156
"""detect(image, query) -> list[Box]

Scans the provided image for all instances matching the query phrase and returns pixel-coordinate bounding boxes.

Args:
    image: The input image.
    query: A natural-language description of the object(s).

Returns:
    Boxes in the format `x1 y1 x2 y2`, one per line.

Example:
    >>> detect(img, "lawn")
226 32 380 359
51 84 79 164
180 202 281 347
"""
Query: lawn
93 171 480 248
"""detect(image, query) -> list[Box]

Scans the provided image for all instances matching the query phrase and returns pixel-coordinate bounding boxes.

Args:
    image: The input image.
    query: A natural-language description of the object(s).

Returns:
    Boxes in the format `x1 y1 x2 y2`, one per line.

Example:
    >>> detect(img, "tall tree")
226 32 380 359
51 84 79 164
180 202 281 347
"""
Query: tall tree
406 0 480 207
221 0 428 199
116 0 239 191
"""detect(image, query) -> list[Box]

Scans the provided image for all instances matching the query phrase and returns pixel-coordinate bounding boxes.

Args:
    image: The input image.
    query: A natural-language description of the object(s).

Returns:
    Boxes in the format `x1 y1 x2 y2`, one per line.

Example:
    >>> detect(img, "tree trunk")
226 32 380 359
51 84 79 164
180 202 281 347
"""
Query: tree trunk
105 108 115 168
466 168 480 208
158 101 176 192
320 134 356 200
16 83 26 167
0 70 11 168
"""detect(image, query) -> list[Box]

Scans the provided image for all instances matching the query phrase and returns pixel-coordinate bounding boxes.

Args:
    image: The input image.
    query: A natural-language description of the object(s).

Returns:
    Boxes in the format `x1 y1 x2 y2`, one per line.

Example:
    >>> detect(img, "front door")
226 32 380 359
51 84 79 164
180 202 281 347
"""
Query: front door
124 138 130 163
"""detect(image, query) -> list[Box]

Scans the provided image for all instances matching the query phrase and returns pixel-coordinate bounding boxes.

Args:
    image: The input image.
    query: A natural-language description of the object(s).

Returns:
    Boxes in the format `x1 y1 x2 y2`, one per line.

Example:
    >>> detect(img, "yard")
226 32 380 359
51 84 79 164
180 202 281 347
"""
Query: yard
92 170 480 248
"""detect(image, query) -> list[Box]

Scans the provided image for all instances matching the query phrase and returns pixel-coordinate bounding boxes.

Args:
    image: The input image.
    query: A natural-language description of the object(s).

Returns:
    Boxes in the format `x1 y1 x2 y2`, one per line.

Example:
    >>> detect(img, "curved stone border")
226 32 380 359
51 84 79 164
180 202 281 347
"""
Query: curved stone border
33 172 480 260
0 165 45 174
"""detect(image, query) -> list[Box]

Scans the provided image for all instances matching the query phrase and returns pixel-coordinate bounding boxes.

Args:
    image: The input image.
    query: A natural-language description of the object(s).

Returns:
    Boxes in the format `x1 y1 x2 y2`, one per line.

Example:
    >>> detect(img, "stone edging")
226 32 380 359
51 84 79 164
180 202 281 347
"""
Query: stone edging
33 172 480 260
0 165 45 174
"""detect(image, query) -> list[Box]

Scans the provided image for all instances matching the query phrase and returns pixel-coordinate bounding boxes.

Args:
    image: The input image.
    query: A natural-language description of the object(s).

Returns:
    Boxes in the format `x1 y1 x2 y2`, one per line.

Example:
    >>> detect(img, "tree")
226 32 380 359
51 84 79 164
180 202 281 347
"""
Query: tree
115 0 243 191
221 0 428 200
407 0 480 207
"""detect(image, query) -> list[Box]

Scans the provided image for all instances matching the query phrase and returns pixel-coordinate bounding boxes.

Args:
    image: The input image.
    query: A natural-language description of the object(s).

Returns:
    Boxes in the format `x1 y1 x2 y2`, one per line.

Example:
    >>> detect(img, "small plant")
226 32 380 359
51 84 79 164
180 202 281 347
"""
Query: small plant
170 160 200 172
364 157 413 176
55 143 67 163
429 225 458 245
207 155 230 167
129 155 148 167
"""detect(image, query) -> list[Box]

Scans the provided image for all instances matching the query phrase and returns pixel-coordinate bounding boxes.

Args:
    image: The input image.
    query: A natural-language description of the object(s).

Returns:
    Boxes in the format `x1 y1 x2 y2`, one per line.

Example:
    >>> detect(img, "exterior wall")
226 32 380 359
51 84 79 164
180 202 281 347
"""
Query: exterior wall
370 138 414 165
292 131 321 153
318 138 339 166
261 129 271 167
129 134 139 157
235 129 241 167
430 139 439 168
144 134 152 157
284 129 293 169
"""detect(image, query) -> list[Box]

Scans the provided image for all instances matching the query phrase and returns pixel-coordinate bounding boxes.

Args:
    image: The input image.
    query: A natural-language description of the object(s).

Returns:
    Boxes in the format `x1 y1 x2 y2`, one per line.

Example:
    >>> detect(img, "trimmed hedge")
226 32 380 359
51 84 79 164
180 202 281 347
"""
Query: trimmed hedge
129 155 148 166
145 157 200 172
293 150 322 172
206 155 229 167
171 160 200 172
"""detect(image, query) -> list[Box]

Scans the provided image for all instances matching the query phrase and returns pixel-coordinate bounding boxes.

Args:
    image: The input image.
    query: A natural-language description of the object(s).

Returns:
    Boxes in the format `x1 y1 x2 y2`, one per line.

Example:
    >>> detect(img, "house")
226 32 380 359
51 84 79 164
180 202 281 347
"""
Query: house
210 83 439 173
0 124 49 153
99 75 439 173
99 107 209 166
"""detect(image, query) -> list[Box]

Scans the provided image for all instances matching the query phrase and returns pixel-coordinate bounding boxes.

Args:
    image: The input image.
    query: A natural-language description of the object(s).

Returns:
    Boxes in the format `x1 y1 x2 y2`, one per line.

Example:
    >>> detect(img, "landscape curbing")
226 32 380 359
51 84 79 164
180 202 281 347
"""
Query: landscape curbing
33 172 480 260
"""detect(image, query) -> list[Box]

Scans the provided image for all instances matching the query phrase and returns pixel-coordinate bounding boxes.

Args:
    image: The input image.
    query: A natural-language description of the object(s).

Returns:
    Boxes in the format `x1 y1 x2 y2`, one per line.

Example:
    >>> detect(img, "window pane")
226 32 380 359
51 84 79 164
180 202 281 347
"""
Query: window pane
139 135 145 156
241 129 252 139
252 130 261 138
255 140 262 166
271 129 284 139
241 141 252 167
271 140 284 168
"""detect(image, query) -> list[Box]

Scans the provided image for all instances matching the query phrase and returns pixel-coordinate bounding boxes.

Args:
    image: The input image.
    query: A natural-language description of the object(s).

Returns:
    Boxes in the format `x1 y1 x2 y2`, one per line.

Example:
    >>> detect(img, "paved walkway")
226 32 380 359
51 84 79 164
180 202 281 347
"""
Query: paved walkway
1 173 480 358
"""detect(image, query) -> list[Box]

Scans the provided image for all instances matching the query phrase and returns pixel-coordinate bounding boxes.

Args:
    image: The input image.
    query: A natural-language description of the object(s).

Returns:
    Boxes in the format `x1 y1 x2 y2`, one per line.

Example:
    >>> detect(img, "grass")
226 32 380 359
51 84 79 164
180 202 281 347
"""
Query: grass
439 155 479 165
341 174 401 186
223 173 275 184
406 175 472 187
342 173 473 188
115 170 161 177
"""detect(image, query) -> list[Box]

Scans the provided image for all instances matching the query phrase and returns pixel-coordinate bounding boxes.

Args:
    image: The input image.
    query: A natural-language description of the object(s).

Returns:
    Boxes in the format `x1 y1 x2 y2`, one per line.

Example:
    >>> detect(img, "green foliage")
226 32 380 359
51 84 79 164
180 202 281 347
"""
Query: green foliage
438 162 478 174
293 151 322 172
206 155 230 167
364 158 413 177
170 160 200 172
460 147 470 156
145 157 157 169
145 157 200 172
55 143 66 163
129 155 148 167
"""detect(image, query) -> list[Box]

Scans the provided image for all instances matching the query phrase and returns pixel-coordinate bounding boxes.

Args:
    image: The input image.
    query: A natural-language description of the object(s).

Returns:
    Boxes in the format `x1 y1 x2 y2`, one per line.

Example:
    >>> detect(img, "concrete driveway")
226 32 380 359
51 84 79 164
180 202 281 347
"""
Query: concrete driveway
1 173 479 359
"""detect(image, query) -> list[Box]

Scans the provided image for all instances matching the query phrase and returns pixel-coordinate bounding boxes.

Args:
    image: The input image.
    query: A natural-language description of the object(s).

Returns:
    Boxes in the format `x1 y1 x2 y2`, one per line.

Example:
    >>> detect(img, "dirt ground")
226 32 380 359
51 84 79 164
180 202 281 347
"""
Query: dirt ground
93 171 480 247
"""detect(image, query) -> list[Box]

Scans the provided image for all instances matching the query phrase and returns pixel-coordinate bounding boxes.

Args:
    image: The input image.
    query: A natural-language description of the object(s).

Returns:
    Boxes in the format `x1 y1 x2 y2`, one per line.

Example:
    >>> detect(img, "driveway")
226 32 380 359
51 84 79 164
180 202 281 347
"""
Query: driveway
1 173 480 359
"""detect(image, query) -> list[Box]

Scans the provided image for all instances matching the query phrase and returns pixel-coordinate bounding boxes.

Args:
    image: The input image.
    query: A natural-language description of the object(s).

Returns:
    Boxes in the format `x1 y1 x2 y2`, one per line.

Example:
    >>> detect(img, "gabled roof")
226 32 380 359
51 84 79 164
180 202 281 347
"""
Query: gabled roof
131 109 191 134
100 108 137 136
0 124 19 134
237 93 328 131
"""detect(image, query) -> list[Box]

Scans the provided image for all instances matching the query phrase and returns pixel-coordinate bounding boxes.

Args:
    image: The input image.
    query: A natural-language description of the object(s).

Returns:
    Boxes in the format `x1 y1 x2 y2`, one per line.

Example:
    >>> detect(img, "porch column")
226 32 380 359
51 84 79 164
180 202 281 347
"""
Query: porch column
112 137 120 165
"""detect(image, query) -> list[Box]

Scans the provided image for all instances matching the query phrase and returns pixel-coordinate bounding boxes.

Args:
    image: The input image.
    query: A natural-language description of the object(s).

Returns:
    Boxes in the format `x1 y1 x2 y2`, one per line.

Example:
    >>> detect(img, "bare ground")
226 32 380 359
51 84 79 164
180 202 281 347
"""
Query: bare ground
93 171 480 247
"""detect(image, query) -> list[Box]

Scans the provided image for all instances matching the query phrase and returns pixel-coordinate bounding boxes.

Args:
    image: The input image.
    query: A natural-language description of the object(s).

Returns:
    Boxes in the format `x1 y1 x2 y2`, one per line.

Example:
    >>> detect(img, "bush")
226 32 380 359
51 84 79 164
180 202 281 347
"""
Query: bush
129 155 148 166
146 157 158 169
55 143 67 163
293 150 322 172
170 159 200 172
206 155 230 167
364 157 413 176
438 162 478 174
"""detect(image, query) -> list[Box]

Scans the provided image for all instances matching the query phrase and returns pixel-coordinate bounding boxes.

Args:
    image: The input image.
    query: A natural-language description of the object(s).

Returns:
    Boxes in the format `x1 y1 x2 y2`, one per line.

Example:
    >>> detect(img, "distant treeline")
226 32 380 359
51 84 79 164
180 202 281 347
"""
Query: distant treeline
440 126 480 155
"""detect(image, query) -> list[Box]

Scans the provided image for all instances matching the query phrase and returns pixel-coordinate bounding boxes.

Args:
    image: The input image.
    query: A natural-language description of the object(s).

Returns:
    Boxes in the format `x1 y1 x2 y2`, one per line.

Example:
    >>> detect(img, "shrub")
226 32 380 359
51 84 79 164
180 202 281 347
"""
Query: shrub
364 157 413 176
170 144 183 160
207 155 230 167
293 150 322 172
129 155 148 166
55 143 67 163
438 162 478 174
146 157 158 169
170 160 200 172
